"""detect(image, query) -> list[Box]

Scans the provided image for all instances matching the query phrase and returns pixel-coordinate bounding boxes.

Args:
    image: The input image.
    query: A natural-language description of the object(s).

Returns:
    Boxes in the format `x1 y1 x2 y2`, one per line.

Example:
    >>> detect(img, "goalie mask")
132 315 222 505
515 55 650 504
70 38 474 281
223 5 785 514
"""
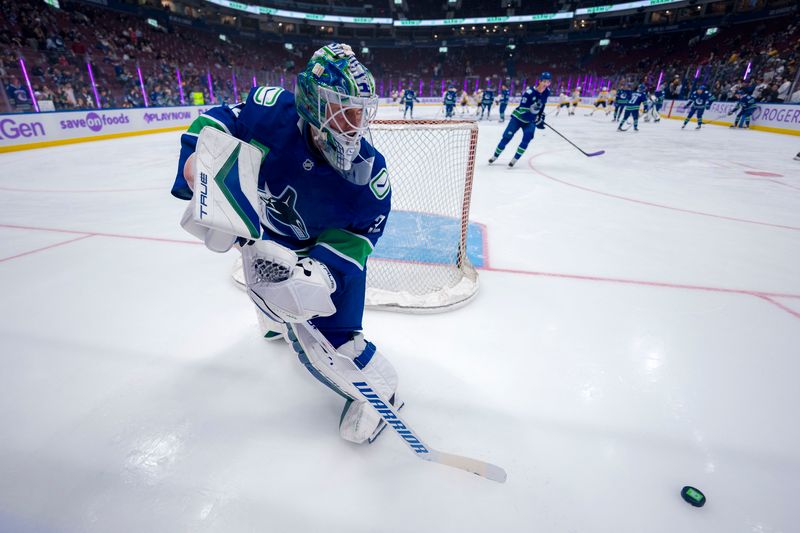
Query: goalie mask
296 43 378 173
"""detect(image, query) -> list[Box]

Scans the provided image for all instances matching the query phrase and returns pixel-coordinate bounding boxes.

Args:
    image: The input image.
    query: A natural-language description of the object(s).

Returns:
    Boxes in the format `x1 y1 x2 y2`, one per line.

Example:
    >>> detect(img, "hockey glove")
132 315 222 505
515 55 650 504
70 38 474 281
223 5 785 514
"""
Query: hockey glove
242 240 337 323
535 113 546 129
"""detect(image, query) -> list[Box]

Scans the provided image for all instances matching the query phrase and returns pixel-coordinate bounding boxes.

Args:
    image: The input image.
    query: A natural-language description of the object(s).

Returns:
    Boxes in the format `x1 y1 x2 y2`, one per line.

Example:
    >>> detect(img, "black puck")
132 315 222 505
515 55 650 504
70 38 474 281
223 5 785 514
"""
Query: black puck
681 486 706 507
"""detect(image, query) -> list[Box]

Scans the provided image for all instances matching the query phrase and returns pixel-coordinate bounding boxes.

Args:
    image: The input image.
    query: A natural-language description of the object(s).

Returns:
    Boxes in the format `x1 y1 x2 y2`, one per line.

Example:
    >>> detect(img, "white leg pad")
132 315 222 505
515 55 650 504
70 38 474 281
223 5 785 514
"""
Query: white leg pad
337 334 399 444
255 307 289 342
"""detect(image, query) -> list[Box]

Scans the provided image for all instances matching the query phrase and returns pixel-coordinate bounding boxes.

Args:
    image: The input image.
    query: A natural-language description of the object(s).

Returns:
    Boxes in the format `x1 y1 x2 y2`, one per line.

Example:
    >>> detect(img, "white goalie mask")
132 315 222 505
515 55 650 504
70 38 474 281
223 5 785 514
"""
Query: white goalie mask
295 43 379 173
311 86 378 172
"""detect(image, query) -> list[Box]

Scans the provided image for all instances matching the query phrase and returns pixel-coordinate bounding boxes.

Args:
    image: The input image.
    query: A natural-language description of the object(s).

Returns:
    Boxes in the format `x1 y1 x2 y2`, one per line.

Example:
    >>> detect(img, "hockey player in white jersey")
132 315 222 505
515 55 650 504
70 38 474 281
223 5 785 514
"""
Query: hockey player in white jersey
556 89 570 116
569 86 581 115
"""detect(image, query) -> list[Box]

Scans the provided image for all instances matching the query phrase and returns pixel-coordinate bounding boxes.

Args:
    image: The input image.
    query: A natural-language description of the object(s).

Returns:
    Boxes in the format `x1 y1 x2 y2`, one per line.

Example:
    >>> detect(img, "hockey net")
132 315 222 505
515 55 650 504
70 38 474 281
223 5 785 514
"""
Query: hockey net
232 119 479 313
363 119 479 312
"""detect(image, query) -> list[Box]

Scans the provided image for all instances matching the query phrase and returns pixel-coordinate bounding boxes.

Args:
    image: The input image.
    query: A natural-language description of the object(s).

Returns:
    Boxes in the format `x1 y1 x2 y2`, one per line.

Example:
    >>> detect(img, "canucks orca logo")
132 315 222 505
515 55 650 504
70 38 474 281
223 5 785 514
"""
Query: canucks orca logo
258 186 310 240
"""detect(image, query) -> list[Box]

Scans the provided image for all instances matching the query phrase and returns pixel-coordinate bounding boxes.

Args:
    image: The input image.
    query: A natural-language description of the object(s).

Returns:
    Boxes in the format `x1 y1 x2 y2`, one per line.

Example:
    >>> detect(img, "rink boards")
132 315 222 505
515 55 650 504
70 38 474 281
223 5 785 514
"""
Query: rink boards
2 98 799 154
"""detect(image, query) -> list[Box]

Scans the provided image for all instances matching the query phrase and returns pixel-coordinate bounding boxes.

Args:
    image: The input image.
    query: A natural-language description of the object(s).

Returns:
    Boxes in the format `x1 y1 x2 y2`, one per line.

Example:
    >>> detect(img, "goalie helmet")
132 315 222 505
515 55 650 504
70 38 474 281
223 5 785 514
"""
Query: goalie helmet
296 43 378 172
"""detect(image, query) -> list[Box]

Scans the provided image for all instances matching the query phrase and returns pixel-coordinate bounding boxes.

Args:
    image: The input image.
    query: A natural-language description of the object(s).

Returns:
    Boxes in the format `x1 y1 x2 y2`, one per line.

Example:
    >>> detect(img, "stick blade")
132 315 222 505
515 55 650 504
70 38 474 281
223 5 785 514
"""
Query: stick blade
426 450 508 483
586 150 605 157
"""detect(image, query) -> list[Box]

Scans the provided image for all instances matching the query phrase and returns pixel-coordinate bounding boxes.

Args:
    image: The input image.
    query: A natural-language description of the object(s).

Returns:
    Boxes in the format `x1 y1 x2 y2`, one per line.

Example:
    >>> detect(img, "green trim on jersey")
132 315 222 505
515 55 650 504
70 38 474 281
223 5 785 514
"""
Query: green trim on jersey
187 115 229 135
316 228 374 270
511 107 531 123
213 144 260 239
249 139 269 162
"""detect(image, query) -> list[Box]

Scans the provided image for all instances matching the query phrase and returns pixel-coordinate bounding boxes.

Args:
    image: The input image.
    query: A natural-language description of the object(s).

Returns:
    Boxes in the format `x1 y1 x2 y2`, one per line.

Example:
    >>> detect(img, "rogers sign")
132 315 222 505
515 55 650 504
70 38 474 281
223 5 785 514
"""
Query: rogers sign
59 112 129 132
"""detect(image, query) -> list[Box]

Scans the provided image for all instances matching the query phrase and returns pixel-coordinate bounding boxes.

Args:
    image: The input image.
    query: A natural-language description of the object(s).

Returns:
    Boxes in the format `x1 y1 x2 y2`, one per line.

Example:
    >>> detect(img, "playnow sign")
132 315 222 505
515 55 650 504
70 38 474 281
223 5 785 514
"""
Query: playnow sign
0 106 210 150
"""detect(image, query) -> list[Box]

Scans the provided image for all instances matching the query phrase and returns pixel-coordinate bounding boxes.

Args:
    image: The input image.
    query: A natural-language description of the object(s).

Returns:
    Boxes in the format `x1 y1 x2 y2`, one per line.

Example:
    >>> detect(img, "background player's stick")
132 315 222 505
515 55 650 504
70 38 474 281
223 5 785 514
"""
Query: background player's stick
701 112 731 126
289 321 508 483
544 122 606 156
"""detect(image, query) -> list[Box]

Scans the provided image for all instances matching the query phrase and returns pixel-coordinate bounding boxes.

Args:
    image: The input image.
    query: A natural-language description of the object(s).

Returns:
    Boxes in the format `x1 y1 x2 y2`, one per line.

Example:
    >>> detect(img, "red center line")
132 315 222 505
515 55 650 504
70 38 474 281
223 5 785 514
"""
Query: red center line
2 222 799 305
0 223 201 245
754 295 800 320
0 234 95 263
481 265 800 300
527 152 800 231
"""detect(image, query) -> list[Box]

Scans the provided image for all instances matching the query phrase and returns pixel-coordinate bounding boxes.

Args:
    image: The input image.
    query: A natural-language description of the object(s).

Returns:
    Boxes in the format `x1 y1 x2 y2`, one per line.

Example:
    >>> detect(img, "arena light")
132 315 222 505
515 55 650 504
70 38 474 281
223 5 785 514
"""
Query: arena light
397 12 571 27
176 67 186 104
705 27 718 36
743 61 752 81
362 47 370 54
575 0 684 16
88 62 101 108
207 70 215 102
285 42 294 50
147 18 159 28
219 34 228 42
44 0 60 7
439 46 448 53
136 64 149 107
18 58 39 112
206 0 393 24
599 38 610 46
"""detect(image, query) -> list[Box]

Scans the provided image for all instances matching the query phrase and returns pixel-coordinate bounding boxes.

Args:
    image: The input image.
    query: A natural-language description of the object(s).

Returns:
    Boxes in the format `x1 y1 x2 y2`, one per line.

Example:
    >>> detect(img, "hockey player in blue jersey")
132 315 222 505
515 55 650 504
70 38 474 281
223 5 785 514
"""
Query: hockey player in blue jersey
498 84 510 122
480 87 495 120
488 71 551 168
613 84 630 121
682 85 712 129
443 85 457 118
171 43 401 445
728 89 757 129
402 85 419 119
617 83 646 131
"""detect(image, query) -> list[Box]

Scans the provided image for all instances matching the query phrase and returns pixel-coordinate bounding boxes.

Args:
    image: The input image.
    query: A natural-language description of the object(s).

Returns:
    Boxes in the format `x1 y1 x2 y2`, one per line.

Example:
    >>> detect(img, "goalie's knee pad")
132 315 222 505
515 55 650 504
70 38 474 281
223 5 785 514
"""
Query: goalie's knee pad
337 333 399 444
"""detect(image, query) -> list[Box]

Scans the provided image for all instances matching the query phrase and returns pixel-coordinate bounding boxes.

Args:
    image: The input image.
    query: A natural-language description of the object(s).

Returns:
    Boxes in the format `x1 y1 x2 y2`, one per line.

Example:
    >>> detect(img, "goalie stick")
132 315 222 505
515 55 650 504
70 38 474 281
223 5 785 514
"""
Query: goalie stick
544 121 605 157
289 321 508 483
188 128 507 482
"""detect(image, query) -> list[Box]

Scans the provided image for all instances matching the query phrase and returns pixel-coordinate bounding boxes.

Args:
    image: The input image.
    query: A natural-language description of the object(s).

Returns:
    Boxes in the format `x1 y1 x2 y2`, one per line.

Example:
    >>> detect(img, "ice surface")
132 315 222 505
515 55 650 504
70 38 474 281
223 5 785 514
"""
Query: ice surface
1 103 798 532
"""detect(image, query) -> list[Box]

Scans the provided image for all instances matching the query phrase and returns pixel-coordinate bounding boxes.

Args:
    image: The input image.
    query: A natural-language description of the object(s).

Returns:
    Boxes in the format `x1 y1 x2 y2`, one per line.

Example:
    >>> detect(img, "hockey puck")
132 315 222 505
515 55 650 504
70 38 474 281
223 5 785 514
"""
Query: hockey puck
681 486 706 507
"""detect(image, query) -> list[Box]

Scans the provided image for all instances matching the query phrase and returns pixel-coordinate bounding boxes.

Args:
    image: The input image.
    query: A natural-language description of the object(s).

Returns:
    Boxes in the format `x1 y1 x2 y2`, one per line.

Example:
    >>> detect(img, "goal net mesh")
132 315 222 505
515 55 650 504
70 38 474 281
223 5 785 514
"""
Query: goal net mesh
364 119 479 312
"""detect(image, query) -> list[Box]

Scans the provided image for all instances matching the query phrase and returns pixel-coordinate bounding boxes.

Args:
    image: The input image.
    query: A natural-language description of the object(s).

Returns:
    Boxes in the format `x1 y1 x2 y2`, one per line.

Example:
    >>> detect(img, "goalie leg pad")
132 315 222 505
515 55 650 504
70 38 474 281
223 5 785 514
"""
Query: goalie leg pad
337 334 399 444
256 307 289 342
286 325 356 401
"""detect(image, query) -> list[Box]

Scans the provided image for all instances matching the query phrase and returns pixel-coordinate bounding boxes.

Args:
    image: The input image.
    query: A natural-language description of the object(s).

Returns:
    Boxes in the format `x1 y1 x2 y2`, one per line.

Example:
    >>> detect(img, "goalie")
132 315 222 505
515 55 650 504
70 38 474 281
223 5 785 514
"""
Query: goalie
170 43 400 445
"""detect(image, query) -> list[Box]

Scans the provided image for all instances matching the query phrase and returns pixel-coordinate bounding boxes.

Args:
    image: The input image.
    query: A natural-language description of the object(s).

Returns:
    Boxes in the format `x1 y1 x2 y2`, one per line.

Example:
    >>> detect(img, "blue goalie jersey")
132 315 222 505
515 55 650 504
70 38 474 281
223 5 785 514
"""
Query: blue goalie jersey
171 86 392 340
